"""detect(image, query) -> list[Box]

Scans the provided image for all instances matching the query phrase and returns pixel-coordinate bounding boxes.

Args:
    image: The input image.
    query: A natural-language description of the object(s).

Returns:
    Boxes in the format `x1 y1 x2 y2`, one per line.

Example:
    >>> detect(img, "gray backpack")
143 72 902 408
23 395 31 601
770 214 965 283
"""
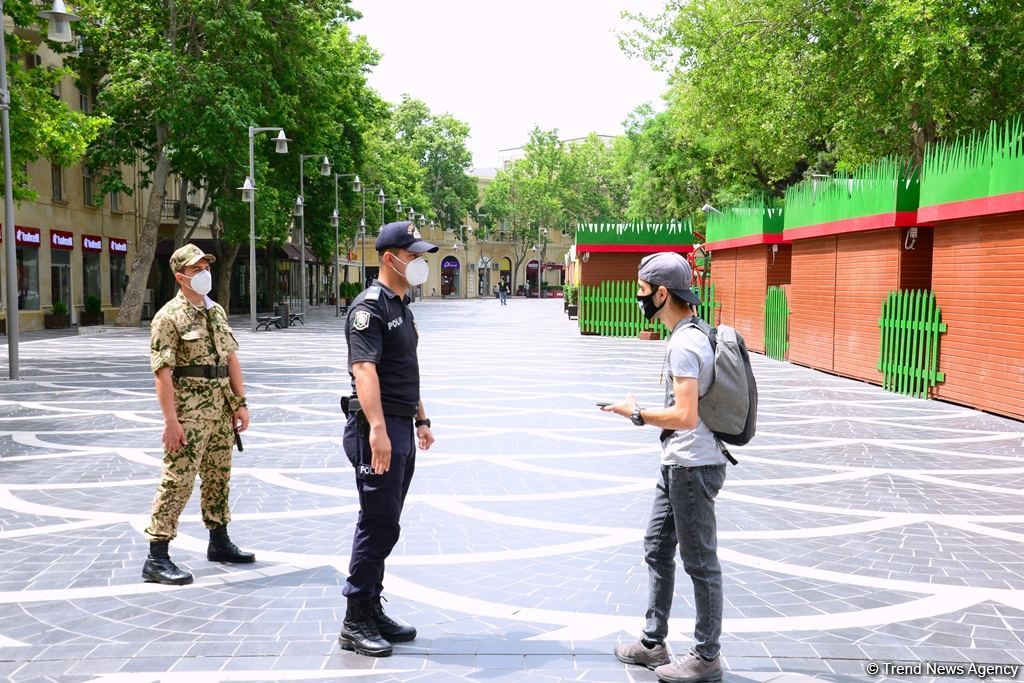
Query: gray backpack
685 317 758 463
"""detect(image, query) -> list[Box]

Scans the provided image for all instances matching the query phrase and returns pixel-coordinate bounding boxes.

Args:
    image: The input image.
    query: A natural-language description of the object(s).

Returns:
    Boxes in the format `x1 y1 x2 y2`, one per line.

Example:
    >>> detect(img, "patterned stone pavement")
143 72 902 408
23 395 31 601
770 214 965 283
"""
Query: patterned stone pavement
0 299 1023 683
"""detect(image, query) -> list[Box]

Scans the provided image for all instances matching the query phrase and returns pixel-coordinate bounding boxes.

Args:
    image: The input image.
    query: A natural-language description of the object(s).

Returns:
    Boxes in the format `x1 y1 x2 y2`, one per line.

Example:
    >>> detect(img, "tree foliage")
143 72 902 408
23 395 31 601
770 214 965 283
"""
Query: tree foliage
71 0 378 319
621 0 1024 184
1 0 107 201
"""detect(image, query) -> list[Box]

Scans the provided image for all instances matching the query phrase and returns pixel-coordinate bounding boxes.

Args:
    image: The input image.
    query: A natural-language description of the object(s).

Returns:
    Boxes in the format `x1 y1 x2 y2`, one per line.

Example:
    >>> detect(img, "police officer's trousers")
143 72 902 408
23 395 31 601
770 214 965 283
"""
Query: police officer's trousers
342 413 416 599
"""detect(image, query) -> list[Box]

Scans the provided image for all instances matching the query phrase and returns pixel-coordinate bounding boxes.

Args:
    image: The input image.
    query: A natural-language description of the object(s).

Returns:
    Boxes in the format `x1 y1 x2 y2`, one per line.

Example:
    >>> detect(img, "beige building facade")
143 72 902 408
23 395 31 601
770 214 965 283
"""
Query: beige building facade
346 219 572 299
1 24 213 330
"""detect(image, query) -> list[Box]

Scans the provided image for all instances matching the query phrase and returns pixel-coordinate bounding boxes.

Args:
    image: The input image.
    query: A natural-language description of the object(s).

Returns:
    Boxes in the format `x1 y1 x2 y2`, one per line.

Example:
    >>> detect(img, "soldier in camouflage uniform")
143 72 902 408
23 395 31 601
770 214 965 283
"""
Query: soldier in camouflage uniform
142 243 254 585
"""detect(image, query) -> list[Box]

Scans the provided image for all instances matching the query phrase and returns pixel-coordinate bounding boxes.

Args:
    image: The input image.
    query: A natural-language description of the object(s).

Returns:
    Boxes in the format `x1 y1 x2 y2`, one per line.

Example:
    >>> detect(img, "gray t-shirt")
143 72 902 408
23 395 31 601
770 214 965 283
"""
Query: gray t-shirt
661 322 727 466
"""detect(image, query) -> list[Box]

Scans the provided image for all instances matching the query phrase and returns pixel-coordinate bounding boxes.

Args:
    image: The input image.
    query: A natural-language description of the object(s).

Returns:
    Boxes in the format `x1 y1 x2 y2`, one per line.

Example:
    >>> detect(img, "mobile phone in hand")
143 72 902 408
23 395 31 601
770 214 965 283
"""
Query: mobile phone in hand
596 402 612 408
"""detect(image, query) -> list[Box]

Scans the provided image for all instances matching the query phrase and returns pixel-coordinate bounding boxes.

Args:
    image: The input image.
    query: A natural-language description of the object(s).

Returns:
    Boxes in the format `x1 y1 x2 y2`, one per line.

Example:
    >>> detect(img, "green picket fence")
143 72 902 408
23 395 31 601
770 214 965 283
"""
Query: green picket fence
578 281 667 337
877 290 947 398
764 286 790 361
577 280 719 338
695 280 718 327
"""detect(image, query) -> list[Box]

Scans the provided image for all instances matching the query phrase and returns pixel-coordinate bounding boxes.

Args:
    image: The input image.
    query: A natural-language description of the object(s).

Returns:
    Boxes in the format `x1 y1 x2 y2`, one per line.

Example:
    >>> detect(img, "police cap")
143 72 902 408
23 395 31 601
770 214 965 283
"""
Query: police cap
375 221 439 253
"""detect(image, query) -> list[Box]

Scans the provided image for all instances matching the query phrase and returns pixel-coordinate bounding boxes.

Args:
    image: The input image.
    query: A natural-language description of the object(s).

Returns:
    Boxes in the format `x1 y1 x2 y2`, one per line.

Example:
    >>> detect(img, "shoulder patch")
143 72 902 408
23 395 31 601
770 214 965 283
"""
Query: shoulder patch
364 286 381 301
353 310 371 331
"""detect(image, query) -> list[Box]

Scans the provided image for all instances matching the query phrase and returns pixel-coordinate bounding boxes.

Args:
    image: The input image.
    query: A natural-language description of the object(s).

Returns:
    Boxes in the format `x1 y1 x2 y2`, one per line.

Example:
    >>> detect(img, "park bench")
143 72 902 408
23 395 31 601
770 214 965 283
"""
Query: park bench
289 312 304 326
256 315 282 331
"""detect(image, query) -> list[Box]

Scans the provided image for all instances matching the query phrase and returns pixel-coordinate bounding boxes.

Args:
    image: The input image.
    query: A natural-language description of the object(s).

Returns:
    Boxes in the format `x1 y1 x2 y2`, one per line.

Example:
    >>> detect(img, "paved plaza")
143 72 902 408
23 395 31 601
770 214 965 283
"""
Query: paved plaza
0 299 1023 682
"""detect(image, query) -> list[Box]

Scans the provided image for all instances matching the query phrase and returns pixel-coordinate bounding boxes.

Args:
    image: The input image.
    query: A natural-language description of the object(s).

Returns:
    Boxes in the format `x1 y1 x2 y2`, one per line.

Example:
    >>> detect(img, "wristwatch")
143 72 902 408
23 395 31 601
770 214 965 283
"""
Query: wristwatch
415 418 431 428
630 405 645 426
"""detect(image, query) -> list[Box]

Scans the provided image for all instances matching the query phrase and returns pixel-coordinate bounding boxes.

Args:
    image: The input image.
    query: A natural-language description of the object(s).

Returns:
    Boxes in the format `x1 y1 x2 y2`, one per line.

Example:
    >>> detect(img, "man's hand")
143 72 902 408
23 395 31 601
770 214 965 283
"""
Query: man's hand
601 393 638 420
163 419 188 452
369 424 392 474
417 425 434 451
233 407 249 433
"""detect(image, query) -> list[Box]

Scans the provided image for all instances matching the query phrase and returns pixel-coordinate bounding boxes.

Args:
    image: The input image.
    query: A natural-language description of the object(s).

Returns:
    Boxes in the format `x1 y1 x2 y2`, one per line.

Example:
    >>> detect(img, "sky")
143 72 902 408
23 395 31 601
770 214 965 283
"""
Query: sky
350 0 670 171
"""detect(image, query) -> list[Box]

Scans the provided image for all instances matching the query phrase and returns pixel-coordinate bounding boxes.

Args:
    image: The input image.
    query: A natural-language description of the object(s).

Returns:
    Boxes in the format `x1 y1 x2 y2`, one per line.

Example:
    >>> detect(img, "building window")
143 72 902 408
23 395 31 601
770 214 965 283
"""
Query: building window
109 190 121 212
49 68 61 99
51 164 64 201
16 247 40 310
110 252 126 307
83 252 102 301
82 166 95 206
79 88 90 113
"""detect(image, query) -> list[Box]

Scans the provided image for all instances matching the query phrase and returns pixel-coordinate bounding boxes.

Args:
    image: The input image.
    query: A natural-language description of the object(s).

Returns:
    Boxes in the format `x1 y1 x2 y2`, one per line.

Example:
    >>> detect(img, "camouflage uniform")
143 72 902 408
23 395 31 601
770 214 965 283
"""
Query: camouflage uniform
145 290 246 541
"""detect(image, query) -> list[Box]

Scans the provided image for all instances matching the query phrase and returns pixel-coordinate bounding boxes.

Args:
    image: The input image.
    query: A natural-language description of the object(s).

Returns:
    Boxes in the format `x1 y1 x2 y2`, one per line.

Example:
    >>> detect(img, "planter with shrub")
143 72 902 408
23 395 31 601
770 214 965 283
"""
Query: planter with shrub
80 294 104 326
44 301 71 329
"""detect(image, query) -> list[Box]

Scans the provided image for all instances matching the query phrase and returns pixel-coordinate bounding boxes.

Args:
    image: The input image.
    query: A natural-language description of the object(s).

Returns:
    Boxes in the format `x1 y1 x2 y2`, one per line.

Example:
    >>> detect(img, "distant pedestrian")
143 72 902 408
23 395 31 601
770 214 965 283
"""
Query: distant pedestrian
498 279 508 306
603 252 727 683
143 244 254 586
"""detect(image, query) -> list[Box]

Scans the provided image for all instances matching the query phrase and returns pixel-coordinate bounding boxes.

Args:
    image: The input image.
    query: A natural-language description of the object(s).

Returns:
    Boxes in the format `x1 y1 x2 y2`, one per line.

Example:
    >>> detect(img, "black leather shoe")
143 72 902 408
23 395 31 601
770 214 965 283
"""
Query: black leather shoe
339 598 393 657
373 595 416 642
142 541 193 585
207 525 255 563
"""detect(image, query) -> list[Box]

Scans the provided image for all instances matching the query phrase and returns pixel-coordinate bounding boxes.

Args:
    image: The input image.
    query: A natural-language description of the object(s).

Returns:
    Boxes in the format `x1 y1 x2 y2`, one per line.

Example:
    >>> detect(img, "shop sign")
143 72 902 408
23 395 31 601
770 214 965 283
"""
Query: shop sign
82 234 103 252
15 226 41 246
50 230 74 250
109 238 128 253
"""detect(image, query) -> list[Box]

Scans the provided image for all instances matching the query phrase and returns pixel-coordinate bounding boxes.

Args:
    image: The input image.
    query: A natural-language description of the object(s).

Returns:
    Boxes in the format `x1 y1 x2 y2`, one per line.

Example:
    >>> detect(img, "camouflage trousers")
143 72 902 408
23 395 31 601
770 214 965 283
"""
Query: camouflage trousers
145 416 236 541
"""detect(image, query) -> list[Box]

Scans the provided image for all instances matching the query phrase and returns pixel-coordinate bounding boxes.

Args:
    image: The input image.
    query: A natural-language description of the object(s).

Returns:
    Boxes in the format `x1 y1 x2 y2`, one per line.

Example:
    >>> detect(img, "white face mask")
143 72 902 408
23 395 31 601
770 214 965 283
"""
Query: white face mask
184 269 212 296
391 255 429 287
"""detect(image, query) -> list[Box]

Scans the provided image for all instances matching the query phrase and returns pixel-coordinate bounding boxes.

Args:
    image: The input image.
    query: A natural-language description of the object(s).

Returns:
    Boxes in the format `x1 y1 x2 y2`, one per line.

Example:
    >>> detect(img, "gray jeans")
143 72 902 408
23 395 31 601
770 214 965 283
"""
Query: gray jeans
642 464 726 659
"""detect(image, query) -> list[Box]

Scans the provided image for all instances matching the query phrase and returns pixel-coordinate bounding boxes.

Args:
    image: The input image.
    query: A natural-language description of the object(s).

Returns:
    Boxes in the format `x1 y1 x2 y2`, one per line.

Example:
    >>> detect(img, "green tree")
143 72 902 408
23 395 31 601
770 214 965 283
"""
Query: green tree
483 128 615 291
73 0 372 322
622 0 1024 185
391 96 476 229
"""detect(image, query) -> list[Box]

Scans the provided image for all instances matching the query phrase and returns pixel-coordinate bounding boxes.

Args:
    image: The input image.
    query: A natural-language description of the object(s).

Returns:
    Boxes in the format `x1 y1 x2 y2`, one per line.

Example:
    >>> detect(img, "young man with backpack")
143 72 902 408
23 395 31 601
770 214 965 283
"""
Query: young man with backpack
602 252 731 683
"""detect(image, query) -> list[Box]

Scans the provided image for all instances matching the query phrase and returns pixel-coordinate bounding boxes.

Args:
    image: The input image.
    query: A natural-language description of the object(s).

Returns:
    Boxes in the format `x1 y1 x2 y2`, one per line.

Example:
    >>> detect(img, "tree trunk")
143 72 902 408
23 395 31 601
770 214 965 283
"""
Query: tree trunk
115 142 171 326
173 175 188 248
216 242 240 310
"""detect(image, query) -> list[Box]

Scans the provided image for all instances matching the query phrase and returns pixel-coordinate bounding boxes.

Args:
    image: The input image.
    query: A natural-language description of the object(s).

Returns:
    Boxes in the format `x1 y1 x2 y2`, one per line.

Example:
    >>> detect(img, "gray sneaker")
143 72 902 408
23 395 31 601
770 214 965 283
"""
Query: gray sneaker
614 640 671 669
654 651 722 683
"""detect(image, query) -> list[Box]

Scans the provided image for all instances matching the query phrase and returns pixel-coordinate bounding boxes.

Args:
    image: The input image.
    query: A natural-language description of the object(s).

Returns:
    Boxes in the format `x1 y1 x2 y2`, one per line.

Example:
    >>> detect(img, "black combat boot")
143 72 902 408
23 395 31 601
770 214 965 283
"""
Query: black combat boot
339 598 393 657
207 525 256 563
142 540 194 585
372 595 416 642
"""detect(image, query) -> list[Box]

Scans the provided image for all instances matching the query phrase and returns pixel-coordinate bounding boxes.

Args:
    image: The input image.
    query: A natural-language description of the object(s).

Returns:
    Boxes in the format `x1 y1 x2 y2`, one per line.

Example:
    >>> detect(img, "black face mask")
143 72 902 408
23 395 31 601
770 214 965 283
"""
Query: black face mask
637 290 666 322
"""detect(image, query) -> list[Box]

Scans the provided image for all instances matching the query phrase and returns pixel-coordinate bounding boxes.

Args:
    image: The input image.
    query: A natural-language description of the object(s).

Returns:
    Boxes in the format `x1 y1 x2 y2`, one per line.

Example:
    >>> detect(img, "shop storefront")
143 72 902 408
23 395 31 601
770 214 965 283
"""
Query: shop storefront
441 255 460 297
81 234 103 302
16 226 42 310
49 230 74 312
109 238 128 307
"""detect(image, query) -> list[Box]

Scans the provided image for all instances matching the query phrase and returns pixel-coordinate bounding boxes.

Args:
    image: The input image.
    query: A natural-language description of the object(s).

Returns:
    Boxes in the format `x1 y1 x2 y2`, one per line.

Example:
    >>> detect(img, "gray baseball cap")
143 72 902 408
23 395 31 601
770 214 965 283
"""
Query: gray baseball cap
638 252 701 306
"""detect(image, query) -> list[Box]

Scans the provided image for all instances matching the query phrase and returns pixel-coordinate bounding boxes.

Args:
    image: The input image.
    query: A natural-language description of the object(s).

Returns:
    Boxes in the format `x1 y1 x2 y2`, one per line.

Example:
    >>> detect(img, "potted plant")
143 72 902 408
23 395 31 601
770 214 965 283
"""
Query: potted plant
80 294 104 326
44 301 71 329
564 285 578 319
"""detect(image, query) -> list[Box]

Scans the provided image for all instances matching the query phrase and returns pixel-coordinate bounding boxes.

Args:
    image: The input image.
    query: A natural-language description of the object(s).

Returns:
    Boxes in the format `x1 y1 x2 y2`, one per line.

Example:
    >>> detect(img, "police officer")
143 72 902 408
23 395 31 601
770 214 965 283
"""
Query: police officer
143 244 254 585
338 221 437 657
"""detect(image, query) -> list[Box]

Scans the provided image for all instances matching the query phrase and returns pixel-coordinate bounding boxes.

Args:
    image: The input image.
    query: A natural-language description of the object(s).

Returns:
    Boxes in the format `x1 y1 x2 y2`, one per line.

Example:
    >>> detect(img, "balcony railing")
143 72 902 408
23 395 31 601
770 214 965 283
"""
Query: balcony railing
161 199 205 221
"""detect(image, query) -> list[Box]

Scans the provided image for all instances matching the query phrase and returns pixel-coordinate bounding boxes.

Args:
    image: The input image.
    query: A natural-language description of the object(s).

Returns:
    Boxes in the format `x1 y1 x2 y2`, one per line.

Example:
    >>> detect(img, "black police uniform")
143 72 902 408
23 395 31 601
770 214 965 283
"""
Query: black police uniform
342 279 421 600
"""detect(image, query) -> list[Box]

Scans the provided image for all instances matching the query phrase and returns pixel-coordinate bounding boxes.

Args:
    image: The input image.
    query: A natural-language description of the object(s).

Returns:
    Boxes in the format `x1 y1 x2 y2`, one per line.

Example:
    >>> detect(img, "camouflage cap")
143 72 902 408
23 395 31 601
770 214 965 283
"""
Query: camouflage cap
169 243 216 272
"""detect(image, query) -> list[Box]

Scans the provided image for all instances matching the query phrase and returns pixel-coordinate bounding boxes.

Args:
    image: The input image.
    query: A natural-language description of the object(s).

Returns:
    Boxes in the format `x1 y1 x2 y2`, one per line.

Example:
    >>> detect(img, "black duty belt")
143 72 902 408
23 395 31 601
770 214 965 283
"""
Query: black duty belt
173 365 229 379
341 396 417 418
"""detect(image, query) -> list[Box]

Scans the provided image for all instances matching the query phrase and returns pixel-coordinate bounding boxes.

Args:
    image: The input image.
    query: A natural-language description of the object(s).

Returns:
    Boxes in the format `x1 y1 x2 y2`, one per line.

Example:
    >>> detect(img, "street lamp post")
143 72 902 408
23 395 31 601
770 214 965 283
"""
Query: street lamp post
240 127 290 333
296 153 331 315
333 173 362 317
374 189 387 286
458 224 473 299
1 0 79 379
